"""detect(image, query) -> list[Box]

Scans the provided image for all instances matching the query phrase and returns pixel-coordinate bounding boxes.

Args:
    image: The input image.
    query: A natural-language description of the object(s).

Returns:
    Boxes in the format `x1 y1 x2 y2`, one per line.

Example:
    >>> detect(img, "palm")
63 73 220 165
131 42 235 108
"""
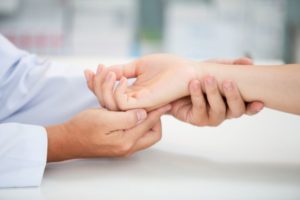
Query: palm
112 54 196 110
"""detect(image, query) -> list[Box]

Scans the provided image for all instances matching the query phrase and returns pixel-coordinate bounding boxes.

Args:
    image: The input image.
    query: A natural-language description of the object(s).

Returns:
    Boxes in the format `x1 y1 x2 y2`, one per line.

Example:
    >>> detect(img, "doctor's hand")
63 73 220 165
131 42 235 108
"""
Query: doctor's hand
169 58 264 126
46 105 171 162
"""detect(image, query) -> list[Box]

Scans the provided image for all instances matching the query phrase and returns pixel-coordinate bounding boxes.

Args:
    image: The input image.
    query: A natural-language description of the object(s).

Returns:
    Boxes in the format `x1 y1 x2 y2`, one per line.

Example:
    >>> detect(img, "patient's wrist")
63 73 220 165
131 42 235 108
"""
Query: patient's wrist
193 62 218 80
184 60 206 85
193 62 232 94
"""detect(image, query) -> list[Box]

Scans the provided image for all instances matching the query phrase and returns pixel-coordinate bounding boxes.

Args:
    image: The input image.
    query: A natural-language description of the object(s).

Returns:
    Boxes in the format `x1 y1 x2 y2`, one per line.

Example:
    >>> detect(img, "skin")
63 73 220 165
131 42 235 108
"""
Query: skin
86 54 300 115
46 105 171 162
198 62 300 115
85 58 263 127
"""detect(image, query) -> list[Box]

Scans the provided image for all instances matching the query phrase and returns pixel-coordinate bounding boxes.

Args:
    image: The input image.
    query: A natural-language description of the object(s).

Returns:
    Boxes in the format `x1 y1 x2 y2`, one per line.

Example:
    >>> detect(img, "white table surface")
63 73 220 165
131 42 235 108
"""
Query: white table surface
0 57 299 200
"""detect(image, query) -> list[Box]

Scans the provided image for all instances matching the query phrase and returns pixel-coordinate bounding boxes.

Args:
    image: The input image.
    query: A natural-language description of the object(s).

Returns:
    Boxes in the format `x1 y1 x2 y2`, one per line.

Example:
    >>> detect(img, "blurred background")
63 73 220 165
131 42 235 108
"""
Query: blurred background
0 0 300 63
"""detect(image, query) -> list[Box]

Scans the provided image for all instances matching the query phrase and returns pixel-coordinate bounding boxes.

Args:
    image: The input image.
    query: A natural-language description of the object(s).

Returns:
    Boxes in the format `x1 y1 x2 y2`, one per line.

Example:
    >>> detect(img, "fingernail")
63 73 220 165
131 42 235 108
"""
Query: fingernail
136 109 147 123
205 76 214 86
223 81 233 91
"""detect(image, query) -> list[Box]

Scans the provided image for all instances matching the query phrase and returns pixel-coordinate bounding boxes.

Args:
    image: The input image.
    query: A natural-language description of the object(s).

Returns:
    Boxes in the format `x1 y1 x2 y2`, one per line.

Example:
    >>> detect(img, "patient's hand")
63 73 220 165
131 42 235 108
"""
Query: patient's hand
84 56 264 127
87 54 197 111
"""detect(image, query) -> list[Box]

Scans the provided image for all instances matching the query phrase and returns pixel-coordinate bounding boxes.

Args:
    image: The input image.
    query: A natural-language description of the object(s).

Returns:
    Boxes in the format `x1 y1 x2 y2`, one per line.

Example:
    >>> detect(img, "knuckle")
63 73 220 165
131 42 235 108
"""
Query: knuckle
229 104 246 118
191 86 201 96
209 120 222 127
191 116 208 126
110 104 119 111
196 101 206 110
226 111 235 119
226 92 240 102
231 111 243 118
117 101 126 111
214 106 226 116
115 141 133 156
192 121 206 127
207 87 219 96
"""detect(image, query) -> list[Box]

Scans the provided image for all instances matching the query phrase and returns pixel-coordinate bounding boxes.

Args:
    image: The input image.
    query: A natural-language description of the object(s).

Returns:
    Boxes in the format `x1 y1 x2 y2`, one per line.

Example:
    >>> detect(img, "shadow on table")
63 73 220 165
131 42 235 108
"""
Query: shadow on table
44 148 300 184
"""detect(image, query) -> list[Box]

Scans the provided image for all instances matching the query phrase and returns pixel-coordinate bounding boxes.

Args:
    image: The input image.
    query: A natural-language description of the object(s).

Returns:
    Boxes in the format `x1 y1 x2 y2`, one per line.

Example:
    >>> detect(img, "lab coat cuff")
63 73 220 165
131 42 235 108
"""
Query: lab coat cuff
0 124 48 188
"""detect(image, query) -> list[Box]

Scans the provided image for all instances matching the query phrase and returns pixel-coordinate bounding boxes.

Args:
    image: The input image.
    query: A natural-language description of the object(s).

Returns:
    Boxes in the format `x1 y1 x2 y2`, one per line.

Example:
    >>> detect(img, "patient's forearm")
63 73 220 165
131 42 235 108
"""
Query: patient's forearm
196 63 300 115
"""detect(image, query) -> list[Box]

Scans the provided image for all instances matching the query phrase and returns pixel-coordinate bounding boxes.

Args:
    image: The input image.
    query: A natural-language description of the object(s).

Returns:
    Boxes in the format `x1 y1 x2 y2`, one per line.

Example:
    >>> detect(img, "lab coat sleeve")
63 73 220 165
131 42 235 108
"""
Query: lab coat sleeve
0 123 47 188
0 34 98 188
0 35 98 126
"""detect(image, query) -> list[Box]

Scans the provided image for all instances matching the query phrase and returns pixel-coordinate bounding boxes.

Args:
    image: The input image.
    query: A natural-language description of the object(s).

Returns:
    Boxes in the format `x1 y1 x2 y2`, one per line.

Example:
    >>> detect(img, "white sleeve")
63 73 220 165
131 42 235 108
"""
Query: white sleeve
0 34 98 126
0 34 97 188
0 123 47 188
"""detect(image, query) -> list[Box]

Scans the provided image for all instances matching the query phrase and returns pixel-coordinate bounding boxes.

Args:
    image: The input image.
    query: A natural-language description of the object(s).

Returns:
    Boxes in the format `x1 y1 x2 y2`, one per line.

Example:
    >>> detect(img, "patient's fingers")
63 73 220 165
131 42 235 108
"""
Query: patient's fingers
102 72 118 111
84 70 95 92
204 76 226 126
114 77 143 110
94 65 108 107
222 80 246 118
189 80 208 126
107 60 139 80
114 77 130 110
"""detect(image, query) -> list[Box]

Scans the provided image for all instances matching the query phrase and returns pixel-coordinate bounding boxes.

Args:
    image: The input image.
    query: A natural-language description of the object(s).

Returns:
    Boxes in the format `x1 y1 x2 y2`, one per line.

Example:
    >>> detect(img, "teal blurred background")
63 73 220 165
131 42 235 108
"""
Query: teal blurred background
0 0 300 62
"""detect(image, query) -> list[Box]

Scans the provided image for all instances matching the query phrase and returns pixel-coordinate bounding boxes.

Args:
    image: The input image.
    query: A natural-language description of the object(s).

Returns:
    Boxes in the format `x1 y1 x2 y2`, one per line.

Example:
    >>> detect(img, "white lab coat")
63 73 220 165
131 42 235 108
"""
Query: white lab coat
0 35 98 188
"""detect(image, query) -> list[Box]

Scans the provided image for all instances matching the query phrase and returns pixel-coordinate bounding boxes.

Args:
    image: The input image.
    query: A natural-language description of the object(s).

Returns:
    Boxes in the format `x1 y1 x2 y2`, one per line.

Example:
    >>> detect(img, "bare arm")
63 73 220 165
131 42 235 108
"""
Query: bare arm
197 63 300 115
